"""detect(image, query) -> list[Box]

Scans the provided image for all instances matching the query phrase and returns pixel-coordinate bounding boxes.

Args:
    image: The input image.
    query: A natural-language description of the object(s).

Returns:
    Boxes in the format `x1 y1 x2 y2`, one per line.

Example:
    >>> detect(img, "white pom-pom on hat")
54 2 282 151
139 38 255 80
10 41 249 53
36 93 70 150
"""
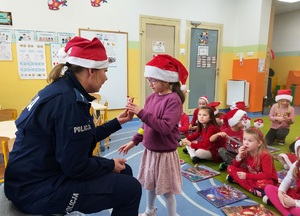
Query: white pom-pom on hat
181 85 187 91
58 47 69 59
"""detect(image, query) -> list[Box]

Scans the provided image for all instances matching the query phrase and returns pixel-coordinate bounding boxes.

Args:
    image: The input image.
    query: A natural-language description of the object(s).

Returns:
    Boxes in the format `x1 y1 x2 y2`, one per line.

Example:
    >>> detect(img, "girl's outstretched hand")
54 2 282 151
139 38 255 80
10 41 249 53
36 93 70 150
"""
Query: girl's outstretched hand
126 102 142 115
118 141 135 156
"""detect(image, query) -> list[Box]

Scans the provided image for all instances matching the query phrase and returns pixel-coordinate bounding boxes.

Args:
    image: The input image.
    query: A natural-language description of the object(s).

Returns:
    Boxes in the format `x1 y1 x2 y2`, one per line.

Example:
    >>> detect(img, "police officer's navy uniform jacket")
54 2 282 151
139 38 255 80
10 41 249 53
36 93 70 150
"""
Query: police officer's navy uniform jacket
4 70 126 214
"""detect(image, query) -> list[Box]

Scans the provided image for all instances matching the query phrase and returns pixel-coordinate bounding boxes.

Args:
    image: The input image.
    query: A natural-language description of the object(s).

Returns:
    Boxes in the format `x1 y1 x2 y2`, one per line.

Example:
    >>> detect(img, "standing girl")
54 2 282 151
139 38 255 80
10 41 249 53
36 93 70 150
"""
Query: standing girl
227 127 278 197
118 54 188 216
181 106 222 164
264 138 300 216
265 89 295 145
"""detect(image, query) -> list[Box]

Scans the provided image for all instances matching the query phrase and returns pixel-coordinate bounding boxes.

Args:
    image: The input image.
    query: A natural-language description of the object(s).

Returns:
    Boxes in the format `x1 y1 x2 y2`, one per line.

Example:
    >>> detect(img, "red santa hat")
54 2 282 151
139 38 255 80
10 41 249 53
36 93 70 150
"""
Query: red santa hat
199 95 209 104
144 54 189 91
59 36 109 69
208 102 220 114
230 101 245 111
275 89 293 102
254 118 264 129
226 109 247 127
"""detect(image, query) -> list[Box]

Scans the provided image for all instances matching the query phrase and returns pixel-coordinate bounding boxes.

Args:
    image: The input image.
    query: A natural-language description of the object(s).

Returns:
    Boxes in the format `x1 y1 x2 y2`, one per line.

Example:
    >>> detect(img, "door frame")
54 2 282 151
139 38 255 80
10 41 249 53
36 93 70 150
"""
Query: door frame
185 21 223 114
140 15 180 106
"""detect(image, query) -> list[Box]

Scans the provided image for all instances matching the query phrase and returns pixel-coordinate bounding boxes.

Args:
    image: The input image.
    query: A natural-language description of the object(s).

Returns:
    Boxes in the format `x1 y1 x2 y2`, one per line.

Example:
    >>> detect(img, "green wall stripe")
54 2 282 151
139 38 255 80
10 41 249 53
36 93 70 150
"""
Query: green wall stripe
275 51 300 57
222 44 267 53
128 41 139 49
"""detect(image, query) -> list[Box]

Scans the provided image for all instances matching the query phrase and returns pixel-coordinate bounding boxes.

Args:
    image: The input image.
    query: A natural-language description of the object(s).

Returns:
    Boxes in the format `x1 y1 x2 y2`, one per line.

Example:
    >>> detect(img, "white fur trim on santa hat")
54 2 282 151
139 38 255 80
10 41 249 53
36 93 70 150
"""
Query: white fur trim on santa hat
228 109 247 127
144 65 179 83
278 153 293 169
67 56 109 69
275 94 293 102
295 140 300 158
199 96 209 104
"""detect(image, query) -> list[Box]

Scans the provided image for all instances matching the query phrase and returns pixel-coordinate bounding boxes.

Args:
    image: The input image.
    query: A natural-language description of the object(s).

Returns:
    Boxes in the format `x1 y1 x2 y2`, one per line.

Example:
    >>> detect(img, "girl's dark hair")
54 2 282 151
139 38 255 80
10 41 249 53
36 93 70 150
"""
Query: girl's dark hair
47 63 85 83
170 82 185 104
197 106 219 132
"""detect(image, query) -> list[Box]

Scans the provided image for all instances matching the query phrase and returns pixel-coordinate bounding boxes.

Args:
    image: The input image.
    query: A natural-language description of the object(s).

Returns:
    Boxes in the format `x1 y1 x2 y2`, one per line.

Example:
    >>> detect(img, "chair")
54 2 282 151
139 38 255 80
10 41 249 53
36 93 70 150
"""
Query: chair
0 137 14 183
0 109 18 121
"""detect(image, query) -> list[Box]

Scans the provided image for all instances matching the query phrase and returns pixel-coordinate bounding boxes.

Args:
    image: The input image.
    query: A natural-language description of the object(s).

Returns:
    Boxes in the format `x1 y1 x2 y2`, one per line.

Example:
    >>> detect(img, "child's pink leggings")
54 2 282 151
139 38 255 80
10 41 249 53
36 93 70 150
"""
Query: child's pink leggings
265 184 300 216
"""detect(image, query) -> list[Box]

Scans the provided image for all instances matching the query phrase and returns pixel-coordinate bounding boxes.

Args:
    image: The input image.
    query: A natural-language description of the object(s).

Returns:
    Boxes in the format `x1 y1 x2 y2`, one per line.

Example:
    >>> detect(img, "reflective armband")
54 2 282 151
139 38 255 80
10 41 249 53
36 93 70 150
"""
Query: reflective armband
295 199 300 207
137 128 144 135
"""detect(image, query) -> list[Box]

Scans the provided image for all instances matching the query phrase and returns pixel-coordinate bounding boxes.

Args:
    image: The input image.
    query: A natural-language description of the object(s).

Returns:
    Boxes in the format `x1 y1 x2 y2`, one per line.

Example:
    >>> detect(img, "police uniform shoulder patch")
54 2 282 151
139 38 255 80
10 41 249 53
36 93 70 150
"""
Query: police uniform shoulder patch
73 88 89 104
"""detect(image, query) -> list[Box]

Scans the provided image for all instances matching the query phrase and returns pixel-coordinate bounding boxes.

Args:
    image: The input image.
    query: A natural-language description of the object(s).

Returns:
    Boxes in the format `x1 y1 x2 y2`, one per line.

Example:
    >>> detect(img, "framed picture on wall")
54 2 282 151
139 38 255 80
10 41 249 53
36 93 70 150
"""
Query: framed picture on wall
0 11 13 26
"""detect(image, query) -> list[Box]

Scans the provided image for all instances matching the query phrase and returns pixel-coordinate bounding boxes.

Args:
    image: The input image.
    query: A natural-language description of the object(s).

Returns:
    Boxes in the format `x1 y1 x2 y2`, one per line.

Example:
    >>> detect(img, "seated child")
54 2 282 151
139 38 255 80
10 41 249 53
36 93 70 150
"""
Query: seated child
263 138 300 216
265 89 295 146
210 109 247 171
181 106 222 164
227 127 278 197
189 95 209 132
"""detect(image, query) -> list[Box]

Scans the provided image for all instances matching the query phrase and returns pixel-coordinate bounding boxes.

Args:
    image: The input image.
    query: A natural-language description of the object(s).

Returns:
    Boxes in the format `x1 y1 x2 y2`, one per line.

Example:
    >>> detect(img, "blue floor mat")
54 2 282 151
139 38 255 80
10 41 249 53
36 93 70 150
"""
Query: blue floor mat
87 120 259 216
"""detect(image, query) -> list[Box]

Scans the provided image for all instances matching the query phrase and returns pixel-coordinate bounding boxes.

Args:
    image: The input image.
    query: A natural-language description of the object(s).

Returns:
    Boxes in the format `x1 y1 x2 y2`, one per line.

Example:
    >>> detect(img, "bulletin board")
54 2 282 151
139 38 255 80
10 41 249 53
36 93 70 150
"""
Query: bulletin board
79 28 128 109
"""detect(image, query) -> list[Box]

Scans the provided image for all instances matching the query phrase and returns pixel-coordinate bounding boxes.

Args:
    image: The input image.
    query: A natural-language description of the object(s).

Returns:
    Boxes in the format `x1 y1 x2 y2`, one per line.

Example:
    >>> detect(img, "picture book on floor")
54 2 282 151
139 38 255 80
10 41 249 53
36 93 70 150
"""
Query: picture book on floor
267 146 280 153
277 169 296 188
180 159 186 165
181 165 220 182
197 184 248 208
221 204 278 216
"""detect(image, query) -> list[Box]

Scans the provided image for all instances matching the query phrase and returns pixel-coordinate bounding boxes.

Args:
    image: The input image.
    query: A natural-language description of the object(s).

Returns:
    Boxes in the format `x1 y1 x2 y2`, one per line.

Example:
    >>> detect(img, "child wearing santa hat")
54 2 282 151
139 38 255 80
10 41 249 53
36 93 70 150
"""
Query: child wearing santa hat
265 89 295 146
5 36 141 215
210 108 247 171
263 138 300 216
189 95 209 131
118 54 188 216
230 101 246 111
181 106 223 164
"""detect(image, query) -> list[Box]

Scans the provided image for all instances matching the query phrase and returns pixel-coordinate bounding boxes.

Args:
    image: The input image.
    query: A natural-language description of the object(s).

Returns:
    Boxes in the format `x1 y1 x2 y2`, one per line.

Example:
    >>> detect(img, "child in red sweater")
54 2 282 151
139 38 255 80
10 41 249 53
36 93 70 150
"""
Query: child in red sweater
189 95 209 132
181 106 222 164
227 127 278 197
210 108 247 171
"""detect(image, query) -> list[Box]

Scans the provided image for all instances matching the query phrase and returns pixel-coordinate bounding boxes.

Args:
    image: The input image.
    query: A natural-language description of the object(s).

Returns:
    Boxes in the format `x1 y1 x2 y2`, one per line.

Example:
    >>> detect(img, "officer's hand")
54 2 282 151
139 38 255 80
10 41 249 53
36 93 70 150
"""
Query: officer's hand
112 158 126 173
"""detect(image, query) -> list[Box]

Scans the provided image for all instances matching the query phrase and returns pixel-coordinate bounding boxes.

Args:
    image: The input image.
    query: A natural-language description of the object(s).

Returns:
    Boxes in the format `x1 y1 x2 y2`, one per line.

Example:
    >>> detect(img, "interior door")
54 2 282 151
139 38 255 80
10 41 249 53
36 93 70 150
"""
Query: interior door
140 16 180 107
188 28 219 110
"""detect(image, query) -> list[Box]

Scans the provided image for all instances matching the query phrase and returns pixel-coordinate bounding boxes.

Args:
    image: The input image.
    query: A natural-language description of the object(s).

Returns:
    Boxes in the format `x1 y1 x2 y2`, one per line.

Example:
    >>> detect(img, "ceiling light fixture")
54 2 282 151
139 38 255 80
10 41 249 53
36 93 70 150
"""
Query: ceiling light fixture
278 0 300 3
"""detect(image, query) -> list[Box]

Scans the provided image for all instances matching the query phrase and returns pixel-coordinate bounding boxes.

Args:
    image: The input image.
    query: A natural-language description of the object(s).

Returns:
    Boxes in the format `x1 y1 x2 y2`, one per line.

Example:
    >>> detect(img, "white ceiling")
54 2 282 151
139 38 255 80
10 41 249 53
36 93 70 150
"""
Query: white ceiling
275 0 300 14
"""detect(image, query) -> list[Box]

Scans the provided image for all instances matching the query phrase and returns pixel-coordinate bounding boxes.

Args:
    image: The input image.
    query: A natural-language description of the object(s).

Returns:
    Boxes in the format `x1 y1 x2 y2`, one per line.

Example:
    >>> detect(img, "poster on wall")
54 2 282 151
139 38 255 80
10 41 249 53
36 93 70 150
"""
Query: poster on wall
36 31 56 44
0 11 12 26
16 41 47 79
57 32 75 44
14 29 35 42
152 41 165 53
50 43 68 68
0 28 13 42
0 42 12 61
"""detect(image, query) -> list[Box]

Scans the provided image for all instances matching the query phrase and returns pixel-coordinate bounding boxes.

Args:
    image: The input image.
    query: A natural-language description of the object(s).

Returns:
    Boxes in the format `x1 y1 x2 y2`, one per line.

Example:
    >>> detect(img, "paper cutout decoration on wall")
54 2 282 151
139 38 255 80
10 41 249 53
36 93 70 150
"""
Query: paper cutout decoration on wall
90 0 107 7
48 0 67 10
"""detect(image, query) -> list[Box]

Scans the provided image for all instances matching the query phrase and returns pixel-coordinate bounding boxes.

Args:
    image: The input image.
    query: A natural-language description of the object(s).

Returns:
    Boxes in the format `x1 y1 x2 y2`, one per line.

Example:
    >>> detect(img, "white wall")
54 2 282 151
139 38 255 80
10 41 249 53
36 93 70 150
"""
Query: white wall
0 0 270 46
273 10 300 52
233 0 272 46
